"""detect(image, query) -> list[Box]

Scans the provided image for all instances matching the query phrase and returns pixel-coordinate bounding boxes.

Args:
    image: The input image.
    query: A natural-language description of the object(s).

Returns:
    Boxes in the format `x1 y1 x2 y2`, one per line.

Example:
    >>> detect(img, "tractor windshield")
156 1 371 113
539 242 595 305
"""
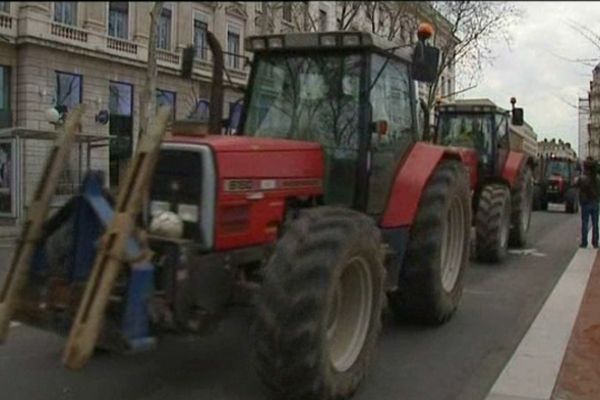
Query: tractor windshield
244 52 362 206
438 113 494 162
546 160 571 179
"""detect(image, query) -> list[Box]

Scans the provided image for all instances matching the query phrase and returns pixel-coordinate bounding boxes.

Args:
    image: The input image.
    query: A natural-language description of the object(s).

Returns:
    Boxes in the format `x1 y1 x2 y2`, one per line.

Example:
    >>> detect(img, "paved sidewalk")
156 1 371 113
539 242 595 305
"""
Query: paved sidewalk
551 250 600 400
486 245 600 400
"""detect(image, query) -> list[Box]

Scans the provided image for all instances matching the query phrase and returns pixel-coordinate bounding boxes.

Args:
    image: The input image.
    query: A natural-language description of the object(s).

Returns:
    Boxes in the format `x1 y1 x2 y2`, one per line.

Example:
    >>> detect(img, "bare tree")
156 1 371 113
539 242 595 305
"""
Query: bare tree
337 1 362 31
139 2 164 140
427 2 520 110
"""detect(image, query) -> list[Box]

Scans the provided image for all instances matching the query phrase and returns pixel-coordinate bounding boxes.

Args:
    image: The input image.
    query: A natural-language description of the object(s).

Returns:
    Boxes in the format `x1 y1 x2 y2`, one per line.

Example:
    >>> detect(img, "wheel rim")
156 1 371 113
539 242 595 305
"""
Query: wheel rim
441 194 465 292
326 256 373 373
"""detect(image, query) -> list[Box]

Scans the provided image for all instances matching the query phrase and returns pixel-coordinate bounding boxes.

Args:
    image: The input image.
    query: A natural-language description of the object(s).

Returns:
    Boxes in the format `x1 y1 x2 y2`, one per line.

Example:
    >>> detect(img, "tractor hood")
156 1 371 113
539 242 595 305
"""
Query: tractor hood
164 134 324 179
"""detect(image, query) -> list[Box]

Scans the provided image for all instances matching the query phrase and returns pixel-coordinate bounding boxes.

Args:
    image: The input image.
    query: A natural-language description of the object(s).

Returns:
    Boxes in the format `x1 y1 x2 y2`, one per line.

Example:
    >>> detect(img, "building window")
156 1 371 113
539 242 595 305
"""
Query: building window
108 2 129 40
56 72 82 111
157 6 172 50
0 65 10 129
447 78 452 97
156 89 176 118
319 9 328 31
0 2 10 13
440 76 445 96
193 17 208 59
227 28 240 69
54 2 77 26
109 81 133 186
282 3 292 22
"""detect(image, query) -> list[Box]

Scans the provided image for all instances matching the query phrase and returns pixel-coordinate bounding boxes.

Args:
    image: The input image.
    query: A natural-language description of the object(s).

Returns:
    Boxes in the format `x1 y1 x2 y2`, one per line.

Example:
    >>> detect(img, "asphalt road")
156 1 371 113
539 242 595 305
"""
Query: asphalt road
0 208 581 400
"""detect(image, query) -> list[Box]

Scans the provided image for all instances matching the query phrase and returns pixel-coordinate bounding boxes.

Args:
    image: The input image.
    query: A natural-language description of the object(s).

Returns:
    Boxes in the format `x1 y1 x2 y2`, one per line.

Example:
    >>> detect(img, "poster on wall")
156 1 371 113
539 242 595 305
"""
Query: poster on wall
0 140 14 215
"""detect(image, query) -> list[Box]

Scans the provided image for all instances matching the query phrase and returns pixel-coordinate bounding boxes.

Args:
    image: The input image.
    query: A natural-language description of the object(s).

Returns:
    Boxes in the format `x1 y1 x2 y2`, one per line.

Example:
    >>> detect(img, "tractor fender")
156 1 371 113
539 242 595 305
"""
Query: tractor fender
502 151 529 188
380 142 465 228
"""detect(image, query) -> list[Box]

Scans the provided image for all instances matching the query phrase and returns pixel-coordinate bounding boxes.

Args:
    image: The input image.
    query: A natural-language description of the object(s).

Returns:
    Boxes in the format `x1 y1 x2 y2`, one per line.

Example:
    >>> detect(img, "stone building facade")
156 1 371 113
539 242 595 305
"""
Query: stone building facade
578 97 590 159
589 64 600 159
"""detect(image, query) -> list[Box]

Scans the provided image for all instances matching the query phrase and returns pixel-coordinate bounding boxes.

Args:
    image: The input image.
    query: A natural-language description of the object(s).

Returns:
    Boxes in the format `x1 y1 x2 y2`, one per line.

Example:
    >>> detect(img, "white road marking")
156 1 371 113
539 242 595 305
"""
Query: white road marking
486 243 596 400
9 322 21 328
508 248 547 257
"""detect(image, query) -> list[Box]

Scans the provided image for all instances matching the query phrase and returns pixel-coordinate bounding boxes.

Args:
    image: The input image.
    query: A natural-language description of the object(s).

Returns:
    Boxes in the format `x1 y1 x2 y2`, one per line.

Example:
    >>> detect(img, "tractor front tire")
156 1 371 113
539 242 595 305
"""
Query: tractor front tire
476 184 512 263
509 166 534 247
253 207 385 400
565 188 578 214
389 160 471 325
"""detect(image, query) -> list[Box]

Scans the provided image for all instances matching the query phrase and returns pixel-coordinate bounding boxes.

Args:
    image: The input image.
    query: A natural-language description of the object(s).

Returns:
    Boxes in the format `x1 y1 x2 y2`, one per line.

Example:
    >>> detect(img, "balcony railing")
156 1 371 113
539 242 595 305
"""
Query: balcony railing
51 22 88 43
0 13 12 30
106 37 138 55
157 49 181 65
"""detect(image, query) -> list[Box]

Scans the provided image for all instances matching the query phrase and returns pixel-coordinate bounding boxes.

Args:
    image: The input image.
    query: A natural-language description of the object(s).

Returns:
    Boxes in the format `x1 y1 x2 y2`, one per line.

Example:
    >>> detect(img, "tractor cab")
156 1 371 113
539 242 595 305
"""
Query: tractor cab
435 99 513 182
240 30 439 214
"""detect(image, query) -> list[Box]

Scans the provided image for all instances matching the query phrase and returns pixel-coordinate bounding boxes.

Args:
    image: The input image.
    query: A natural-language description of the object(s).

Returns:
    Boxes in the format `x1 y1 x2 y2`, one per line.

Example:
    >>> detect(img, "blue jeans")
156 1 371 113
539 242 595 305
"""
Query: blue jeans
581 202 599 247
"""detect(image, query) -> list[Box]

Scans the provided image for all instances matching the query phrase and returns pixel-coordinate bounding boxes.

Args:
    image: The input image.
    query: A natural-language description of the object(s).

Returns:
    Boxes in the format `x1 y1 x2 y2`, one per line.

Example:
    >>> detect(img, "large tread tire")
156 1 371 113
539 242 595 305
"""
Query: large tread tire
389 160 471 325
476 184 511 263
253 207 385 400
565 188 578 214
509 166 534 247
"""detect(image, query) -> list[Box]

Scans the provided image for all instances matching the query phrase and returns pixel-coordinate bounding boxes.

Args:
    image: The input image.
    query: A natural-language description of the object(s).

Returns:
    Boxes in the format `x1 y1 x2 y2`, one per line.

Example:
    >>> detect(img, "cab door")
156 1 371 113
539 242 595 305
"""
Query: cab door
494 113 510 176
366 54 415 216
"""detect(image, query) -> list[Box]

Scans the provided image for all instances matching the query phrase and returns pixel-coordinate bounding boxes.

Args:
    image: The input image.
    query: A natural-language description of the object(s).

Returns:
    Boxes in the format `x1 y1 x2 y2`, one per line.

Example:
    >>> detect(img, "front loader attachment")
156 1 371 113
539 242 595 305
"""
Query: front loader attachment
0 105 171 371
0 105 86 342
62 106 171 368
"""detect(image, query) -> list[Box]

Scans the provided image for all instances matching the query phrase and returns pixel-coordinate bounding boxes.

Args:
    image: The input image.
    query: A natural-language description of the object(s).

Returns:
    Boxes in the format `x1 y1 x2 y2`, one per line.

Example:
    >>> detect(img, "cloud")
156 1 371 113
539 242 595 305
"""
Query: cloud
463 1 600 153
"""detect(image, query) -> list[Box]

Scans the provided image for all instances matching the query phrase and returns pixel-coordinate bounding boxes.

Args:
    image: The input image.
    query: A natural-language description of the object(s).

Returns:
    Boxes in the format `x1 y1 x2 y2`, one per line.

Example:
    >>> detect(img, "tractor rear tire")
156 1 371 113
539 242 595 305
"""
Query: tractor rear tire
565 188 578 214
476 184 512 263
388 160 471 325
509 166 534 247
253 207 385 400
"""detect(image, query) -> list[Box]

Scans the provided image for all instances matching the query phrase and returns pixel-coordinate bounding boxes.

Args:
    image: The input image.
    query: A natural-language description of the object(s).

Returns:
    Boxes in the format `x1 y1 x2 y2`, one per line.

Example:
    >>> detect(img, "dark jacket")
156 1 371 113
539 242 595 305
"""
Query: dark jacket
578 173 600 204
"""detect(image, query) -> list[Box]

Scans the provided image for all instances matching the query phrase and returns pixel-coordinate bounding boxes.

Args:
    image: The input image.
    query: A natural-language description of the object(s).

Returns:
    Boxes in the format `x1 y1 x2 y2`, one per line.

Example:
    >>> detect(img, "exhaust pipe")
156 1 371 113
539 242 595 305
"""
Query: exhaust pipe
181 30 224 134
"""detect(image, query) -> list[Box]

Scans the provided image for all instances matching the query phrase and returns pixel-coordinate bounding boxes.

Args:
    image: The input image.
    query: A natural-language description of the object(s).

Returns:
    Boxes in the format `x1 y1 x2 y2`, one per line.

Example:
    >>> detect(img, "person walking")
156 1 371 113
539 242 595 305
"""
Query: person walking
578 157 600 248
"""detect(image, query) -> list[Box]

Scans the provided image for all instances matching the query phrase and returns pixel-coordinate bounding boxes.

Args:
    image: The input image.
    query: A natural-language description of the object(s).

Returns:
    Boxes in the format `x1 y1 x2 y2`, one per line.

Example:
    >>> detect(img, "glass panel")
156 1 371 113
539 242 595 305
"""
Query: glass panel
54 2 77 26
109 2 129 39
367 55 414 214
56 72 82 110
0 2 10 13
319 10 327 31
109 81 133 116
194 19 208 59
227 31 240 68
244 53 362 206
438 113 494 163
157 8 172 50
0 66 5 110
0 141 12 214
156 89 176 118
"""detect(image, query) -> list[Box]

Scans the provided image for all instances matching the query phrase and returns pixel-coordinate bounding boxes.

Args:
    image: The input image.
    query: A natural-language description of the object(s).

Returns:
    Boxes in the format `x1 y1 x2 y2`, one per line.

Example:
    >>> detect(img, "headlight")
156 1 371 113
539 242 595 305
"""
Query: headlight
177 204 199 222
150 200 170 216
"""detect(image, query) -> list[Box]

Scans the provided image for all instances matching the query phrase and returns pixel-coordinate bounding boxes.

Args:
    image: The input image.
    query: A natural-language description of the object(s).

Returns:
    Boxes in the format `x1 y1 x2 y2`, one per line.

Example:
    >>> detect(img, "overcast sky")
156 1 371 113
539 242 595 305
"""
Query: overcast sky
464 1 600 154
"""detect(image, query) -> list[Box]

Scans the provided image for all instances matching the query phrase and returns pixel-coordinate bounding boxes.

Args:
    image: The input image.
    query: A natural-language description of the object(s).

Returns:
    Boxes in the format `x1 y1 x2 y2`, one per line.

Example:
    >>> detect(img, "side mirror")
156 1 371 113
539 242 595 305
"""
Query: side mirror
181 45 196 79
411 42 440 83
512 108 524 126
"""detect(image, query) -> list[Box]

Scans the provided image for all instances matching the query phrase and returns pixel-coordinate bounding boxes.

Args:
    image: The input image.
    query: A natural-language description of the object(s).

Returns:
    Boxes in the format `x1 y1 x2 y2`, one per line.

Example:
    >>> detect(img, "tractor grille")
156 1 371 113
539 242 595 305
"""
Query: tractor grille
149 145 216 248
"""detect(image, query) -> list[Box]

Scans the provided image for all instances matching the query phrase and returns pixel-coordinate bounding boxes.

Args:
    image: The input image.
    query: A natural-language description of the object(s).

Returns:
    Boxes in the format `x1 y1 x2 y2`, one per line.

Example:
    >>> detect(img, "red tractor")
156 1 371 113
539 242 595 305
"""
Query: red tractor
434 98 535 263
533 154 580 213
0 27 472 400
